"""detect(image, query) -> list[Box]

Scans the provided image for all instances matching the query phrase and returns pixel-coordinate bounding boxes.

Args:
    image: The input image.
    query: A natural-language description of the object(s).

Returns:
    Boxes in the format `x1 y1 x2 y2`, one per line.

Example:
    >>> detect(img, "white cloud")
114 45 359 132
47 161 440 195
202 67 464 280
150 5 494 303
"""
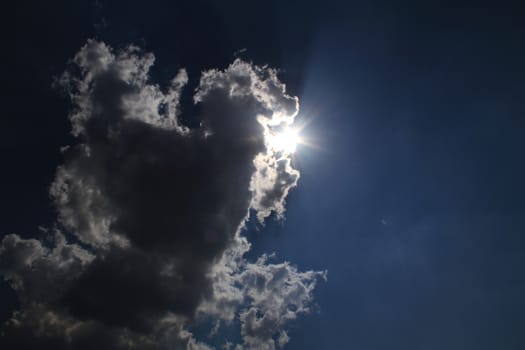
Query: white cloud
0 40 325 349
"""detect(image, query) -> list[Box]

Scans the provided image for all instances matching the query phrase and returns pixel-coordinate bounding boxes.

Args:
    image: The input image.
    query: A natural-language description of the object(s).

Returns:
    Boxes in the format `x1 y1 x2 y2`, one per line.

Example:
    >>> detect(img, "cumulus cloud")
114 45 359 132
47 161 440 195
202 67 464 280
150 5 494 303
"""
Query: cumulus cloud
0 40 325 349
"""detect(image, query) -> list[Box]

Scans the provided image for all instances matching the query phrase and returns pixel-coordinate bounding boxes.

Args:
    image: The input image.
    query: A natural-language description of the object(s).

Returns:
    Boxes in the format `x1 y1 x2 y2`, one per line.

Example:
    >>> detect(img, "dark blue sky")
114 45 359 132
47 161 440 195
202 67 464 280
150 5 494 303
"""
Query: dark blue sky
2 1 525 349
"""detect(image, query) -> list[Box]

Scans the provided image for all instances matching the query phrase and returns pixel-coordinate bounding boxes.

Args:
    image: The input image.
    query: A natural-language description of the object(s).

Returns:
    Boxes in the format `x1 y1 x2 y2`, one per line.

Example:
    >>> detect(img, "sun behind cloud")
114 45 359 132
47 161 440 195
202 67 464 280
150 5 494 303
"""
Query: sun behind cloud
268 127 301 154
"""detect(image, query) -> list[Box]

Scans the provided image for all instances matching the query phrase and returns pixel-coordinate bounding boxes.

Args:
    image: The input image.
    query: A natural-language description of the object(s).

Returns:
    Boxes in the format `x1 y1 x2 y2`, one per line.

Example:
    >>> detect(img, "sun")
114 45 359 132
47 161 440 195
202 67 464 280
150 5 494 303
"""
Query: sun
268 127 300 154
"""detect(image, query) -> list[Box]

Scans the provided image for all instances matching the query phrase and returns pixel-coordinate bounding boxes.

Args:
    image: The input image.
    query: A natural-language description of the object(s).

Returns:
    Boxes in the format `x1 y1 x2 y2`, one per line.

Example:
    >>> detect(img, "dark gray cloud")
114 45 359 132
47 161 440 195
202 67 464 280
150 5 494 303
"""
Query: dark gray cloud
0 40 324 349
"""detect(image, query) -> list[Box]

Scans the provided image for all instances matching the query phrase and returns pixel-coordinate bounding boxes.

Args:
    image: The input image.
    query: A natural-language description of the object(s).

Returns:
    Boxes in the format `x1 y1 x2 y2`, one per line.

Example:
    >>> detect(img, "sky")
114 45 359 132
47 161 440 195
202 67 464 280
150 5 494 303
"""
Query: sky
2 1 525 349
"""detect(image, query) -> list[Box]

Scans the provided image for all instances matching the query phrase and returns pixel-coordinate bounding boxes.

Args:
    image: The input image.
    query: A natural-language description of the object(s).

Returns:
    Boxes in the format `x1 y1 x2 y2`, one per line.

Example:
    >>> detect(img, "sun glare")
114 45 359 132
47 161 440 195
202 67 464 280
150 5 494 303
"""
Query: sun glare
269 127 300 153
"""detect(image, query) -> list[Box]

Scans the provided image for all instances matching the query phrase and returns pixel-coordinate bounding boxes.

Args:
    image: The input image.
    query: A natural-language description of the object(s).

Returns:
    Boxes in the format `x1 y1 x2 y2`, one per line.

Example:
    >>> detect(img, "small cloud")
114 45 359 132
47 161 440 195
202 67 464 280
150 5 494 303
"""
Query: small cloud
233 48 248 57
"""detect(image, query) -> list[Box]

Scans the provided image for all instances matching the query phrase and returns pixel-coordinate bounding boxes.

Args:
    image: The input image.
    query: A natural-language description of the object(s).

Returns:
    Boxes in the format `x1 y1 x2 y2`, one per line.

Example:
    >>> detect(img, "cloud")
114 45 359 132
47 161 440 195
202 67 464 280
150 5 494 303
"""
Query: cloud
0 40 325 349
